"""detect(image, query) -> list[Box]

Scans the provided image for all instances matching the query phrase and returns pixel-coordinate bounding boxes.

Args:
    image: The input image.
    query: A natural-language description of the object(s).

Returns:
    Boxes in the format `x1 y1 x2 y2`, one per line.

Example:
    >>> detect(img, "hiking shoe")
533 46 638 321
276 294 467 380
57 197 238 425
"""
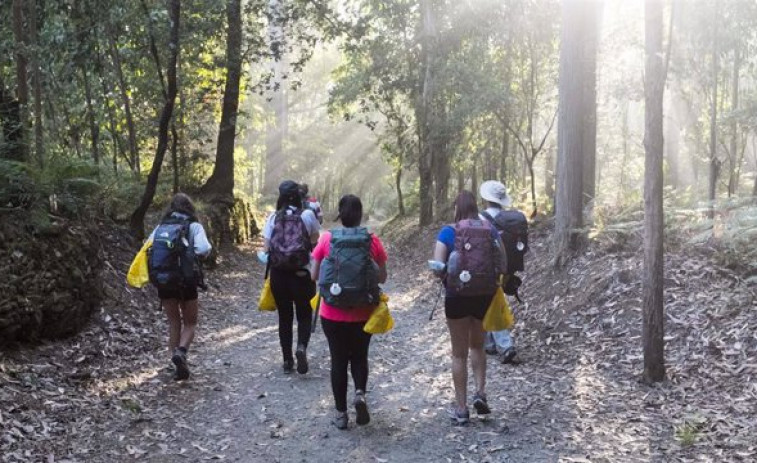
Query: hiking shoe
171 349 190 381
448 407 470 426
472 393 491 415
500 347 517 364
333 411 349 430
354 390 370 426
295 346 309 374
282 359 294 374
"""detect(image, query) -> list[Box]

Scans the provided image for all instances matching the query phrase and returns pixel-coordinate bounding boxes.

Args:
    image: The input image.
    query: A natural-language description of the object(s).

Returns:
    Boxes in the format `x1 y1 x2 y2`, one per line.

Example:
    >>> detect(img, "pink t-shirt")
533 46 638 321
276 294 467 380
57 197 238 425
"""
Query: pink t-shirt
312 230 388 322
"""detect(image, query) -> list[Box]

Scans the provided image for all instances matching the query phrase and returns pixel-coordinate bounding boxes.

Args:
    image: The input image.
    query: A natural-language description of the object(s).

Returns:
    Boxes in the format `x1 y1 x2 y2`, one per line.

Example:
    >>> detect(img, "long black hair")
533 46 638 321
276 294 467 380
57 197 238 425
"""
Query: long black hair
163 193 198 221
337 194 363 227
276 180 303 211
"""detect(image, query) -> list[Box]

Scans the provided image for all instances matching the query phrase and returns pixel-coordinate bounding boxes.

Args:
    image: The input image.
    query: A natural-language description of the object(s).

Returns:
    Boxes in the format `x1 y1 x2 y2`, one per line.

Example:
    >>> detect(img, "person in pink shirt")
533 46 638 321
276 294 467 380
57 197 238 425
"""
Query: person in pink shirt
311 195 388 430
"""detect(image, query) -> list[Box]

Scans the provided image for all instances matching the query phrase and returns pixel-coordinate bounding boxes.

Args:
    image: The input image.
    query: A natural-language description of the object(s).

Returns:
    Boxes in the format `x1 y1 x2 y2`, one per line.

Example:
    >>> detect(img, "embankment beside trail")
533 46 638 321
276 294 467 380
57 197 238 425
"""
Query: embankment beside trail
0 211 102 344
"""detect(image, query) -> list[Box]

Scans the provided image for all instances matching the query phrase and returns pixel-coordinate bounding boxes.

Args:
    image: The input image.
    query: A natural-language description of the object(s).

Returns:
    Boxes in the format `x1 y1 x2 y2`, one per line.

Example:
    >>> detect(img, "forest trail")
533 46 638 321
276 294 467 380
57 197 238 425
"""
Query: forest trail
76 243 556 463
3 223 756 462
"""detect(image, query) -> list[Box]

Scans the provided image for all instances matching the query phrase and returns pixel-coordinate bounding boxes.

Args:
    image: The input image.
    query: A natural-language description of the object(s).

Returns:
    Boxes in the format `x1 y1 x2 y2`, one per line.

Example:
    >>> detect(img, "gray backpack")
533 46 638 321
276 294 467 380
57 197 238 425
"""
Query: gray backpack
319 227 380 308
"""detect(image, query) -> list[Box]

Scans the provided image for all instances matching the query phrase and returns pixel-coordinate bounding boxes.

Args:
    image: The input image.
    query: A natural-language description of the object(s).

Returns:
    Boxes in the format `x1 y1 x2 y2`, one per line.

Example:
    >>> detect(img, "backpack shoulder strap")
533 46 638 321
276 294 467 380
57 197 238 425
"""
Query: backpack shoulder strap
480 211 495 223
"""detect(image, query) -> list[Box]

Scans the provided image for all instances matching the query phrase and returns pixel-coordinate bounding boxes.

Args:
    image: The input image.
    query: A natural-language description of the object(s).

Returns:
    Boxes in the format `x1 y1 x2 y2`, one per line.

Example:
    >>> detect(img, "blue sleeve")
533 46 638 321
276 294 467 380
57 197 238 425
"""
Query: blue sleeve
437 226 455 254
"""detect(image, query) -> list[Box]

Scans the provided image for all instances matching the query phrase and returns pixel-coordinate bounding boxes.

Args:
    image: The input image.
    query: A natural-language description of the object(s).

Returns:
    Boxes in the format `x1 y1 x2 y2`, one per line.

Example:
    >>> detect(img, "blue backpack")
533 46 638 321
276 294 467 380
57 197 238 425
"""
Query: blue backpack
148 217 201 291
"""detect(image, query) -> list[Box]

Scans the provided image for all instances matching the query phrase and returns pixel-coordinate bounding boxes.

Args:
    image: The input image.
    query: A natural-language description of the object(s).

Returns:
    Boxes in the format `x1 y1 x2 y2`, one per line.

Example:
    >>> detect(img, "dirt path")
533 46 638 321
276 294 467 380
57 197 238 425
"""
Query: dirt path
8 224 747 462
60 244 555 463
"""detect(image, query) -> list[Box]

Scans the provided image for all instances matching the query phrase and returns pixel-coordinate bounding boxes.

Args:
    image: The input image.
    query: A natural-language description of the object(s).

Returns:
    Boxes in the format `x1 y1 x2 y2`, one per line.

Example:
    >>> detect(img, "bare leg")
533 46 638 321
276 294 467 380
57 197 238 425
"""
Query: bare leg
163 299 181 355
468 317 487 396
179 299 198 349
447 317 471 412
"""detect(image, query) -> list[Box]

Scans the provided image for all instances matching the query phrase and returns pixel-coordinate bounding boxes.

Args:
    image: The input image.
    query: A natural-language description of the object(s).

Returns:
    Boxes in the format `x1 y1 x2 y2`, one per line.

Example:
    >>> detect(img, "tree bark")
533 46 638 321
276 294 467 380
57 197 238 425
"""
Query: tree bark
130 0 181 238
727 45 740 197
417 0 436 226
554 0 586 265
109 32 139 173
29 0 44 167
642 0 666 384
395 163 405 216
200 0 242 204
582 0 600 208
12 0 28 162
81 65 99 165
708 0 719 214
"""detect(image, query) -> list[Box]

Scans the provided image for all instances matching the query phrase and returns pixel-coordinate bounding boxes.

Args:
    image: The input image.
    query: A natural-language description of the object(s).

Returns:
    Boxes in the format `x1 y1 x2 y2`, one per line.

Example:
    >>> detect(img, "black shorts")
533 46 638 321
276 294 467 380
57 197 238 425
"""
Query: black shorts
444 294 493 320
158 286 198 302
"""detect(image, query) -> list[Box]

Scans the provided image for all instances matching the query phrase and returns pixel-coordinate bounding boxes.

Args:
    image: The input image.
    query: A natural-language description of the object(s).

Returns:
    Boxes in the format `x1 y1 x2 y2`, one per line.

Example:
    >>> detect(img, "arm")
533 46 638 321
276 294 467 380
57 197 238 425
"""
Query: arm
311 258 321 282
192 223 212 257
433 240 449 263
378 263 387 284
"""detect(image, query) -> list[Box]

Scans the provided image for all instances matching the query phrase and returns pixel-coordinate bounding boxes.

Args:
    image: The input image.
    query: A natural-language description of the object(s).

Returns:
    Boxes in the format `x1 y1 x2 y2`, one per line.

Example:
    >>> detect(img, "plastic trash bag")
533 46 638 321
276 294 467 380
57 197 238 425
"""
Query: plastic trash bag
483 287 514 332
364 294 394 334
258 277 277 311
127 240 152 288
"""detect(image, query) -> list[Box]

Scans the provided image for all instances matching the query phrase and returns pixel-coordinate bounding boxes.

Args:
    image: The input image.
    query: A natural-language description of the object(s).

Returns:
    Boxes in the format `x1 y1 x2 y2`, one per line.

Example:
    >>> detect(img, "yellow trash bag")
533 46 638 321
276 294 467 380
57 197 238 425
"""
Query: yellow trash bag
310 292 320 311
364 294 394 335
126 240 152 288
258 277 277 311
483 287 514 332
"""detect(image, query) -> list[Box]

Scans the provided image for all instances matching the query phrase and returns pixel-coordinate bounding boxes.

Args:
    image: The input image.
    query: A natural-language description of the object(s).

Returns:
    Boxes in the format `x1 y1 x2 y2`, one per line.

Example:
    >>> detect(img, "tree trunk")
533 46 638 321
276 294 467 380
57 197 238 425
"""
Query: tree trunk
708 0 719 213
199 0 242 248
109 32 139 173
12 0 28 162
471 155 478 197
81 65 99 165
642 0 666 384
130 0 181 238
528 159 537 215
545 148 555 211
500 122 509 183
582 0 600 208
200 0 242 203
395 164 405 216
728 45 740 197
554 0 586 265
417 0 436 226
29 0 44 167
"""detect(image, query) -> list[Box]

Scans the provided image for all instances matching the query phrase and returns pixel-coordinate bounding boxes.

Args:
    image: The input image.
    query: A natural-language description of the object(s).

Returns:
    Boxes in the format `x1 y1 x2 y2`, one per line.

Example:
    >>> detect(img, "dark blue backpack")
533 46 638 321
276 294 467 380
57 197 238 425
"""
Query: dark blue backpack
148 217 201 291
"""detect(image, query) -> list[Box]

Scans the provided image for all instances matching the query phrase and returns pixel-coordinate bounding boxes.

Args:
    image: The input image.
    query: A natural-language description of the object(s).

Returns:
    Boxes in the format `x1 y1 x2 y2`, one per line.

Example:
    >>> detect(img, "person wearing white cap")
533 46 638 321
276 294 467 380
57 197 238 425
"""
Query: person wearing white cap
478 180 527 364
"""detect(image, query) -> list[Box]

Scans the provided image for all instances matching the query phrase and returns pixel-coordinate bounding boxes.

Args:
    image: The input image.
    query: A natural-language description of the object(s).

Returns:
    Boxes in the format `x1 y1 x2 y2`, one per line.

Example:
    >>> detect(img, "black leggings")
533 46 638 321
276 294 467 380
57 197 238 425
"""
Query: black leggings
270 268 315 362
321 318 372 412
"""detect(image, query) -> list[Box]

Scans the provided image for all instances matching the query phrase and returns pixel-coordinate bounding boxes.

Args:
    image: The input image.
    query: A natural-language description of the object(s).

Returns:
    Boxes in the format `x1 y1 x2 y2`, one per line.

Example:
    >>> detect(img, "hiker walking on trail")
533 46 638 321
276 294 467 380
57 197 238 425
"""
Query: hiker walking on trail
478 180 529 364
299 183 324 225
147 193 212 381
432 190 506 424
262 180 321 374
311 194 388 430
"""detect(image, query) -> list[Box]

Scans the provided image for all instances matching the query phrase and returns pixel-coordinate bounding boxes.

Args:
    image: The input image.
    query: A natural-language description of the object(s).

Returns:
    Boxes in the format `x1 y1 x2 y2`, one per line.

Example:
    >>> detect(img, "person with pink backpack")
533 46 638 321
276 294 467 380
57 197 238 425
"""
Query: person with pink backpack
431 190 507 425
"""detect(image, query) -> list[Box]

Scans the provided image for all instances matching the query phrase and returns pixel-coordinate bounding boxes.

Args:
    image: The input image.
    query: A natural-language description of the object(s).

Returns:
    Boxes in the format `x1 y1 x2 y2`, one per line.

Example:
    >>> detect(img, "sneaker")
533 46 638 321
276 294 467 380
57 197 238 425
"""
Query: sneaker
472 392 491 415
354 390 370 426
333 411 349 430
171 349 190 381
448 406 470 426
295 346 309 374
500 347 517 364
282 359 294 373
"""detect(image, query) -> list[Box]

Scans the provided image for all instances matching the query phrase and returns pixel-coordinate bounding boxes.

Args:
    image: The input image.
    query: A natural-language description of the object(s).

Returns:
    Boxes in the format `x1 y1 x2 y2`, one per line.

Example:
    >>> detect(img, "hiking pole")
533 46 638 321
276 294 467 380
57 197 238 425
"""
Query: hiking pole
428 282 444 321
311 293 321 333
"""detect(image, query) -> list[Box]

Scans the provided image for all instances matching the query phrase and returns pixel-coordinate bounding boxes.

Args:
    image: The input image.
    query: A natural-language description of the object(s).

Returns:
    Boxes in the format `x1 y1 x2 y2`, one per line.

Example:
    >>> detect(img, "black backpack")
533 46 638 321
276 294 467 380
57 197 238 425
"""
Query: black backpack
318 227 380 308
148 216 203 291
481 210 528 300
